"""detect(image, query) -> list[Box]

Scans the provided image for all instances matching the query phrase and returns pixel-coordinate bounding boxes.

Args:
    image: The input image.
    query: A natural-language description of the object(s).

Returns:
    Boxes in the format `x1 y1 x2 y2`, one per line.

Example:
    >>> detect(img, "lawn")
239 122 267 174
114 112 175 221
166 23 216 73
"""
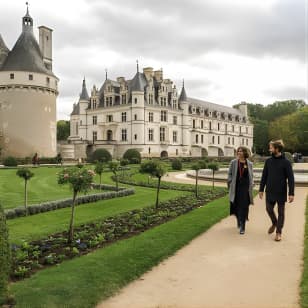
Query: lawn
10 195 229 308
8 186 188 244
300 196 308 308
0 166 110 209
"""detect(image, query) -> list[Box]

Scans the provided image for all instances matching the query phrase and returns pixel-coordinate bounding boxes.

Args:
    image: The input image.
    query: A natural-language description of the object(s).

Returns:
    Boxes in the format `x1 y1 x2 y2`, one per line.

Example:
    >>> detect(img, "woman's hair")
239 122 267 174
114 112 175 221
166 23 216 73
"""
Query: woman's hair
237 146 250 159
269 139 284 152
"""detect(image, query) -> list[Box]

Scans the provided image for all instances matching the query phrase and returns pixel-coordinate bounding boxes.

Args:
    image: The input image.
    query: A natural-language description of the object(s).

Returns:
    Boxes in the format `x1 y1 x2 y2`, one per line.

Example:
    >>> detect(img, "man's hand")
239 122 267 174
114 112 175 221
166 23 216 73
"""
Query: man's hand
259 192 264 199
289 195 294 203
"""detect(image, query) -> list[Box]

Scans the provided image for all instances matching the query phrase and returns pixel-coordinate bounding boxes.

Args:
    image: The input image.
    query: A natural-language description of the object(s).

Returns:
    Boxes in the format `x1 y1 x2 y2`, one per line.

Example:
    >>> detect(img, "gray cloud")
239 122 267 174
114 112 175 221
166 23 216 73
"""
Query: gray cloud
264 86 308 101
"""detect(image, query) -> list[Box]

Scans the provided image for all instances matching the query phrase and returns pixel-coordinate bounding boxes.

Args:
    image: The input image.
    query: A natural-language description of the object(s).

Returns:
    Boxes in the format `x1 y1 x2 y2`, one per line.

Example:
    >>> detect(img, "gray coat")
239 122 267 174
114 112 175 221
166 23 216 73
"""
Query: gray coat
227 159 254 204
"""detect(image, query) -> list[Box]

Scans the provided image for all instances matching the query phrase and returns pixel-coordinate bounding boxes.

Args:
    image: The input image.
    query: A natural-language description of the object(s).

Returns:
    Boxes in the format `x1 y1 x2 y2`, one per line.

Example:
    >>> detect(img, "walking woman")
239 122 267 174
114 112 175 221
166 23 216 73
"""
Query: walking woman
228 147 254 234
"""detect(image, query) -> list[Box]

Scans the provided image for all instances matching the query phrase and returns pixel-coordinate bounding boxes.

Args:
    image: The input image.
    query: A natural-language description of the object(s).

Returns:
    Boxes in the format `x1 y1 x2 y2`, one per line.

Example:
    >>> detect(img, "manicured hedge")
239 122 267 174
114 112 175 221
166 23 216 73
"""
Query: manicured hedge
0 203 10 305
5 187 135 220
10 189 226 281
123 149 141 164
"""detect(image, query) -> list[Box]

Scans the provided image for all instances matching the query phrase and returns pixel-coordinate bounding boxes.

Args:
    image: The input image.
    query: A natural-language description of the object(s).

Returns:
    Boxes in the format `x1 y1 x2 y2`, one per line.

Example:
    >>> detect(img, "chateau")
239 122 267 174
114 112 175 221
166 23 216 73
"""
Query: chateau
68 66 253 159
0 7 58 158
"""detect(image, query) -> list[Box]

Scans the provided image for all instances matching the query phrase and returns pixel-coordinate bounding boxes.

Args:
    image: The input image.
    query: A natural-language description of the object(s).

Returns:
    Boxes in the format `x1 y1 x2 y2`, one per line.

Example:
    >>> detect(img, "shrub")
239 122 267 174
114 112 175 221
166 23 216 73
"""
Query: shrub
3 156 18 167
171 158 182 170
123 149 141 164
0 203 11 305
90 149 112 163
120 159 129 166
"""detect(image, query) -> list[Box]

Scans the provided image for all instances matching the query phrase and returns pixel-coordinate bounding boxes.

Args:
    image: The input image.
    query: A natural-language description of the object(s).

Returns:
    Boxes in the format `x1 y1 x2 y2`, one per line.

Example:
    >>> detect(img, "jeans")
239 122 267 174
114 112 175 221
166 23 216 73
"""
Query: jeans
266 200 285 234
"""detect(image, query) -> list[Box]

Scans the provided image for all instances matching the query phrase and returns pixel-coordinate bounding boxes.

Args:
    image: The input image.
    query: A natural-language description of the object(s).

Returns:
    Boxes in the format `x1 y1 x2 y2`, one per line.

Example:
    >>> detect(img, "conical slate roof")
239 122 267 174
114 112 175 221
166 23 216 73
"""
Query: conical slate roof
0 30 52 75
79 78 90 101
130 72 147 92
0 34 9 53
71 103 80 116
179 85 187 102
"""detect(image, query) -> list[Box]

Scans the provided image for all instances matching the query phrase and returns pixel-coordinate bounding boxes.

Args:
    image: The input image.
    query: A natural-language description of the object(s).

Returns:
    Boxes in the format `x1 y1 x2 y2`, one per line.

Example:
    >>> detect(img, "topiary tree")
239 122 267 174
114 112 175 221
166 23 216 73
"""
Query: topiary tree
207 162 219 189
191 160 207 197
16 168 34 214
171 158 182 170
91 148 112 163
58 167 95 244
94 162 104 187
3 156 18 167
123 149 141 164
109 161 120 191
0 203 11 305
140 160 166 208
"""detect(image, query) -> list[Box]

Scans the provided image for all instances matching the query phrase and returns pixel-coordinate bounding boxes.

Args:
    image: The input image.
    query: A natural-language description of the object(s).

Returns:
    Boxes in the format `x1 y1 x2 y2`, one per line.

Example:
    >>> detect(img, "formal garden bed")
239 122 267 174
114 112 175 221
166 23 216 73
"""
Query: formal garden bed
10 188 226 281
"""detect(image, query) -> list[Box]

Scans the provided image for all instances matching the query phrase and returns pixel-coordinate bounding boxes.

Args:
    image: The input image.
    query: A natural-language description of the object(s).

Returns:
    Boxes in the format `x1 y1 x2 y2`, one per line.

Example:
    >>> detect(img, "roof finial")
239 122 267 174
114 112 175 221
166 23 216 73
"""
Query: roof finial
182 79 185 88
136 59 139 73
105 68 108 80
26 2 29 15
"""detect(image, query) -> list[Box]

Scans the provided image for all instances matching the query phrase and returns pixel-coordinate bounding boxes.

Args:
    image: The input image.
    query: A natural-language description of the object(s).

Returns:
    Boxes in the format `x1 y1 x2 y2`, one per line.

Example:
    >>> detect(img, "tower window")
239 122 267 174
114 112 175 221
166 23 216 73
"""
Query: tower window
134 114 137 120
134 98 137 104
29 74 33 80
10 73 14 79
46 77 50 85
134 134 137 140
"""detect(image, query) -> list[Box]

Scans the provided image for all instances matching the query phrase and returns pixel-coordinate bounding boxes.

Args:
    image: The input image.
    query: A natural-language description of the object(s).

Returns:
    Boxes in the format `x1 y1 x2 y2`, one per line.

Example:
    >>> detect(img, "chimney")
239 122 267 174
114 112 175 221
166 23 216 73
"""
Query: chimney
238 101 248 117
39 26 53 71
143 67 154 80
154 69 163 81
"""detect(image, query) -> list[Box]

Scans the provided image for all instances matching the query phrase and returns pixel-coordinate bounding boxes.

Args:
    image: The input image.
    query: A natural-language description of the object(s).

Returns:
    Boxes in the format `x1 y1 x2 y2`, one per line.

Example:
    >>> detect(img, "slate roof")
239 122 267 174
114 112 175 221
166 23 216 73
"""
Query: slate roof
71 103 80 116
130 72 147 92
0 10 54 76
80 78 90 101
186 97 243 116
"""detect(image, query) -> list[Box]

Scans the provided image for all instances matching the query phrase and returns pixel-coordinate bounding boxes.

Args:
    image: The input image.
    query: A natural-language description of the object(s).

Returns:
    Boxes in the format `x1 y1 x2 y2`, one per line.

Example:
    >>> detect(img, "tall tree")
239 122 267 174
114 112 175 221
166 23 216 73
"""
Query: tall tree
57 120 70 141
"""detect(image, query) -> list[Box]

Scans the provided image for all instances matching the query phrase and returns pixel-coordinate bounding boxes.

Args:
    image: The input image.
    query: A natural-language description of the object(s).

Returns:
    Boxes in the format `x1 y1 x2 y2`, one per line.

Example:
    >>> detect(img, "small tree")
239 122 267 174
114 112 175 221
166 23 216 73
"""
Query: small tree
94 162 104 187
207 162 219 189
140 160 166 208
0 203 11 305
16 168 34 214
109 161 120 191
191 160 207 197
58 167 95 244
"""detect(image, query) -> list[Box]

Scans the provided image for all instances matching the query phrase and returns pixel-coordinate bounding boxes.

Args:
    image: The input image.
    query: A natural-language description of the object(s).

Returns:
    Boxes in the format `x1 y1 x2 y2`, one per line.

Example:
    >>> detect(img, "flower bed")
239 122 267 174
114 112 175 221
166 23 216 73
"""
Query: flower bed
5 186 135 220
10 189 227 281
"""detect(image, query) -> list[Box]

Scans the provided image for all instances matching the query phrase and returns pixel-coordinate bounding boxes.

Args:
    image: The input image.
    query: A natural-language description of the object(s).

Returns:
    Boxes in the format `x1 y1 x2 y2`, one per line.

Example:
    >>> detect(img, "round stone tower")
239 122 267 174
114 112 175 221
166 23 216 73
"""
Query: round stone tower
0 6 59 158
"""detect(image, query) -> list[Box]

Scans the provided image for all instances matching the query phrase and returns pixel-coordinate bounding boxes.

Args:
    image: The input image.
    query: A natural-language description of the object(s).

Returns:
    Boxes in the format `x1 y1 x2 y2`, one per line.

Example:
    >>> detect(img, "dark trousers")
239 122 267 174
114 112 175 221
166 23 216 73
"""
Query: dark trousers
266 200 285 234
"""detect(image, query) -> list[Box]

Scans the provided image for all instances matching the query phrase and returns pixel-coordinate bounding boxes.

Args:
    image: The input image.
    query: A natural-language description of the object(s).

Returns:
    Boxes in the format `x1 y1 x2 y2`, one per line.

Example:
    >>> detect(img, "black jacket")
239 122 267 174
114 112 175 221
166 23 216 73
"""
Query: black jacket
259 153 295 203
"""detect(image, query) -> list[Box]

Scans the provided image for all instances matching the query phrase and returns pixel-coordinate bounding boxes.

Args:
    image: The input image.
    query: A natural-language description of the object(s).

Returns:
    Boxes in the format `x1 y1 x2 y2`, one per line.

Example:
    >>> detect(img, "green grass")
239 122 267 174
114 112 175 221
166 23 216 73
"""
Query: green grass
0 166 110 210
8 187 188 244
300 196 308 308
10 195 229 308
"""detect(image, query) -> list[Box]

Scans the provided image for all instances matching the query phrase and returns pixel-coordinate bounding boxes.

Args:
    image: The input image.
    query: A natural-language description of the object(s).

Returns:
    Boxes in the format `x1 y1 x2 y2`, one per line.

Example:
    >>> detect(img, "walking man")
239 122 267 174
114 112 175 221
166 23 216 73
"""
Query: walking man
259 139 295 241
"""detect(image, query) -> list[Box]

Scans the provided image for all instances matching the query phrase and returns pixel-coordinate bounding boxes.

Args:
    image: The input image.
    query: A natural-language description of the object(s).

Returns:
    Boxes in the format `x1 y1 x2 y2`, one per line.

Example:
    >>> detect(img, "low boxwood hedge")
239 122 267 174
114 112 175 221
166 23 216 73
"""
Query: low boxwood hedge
5 187 135 220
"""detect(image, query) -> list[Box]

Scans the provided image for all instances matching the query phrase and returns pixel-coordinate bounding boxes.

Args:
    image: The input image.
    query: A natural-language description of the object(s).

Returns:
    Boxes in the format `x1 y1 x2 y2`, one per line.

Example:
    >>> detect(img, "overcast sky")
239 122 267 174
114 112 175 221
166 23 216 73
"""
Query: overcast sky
0 0 307 119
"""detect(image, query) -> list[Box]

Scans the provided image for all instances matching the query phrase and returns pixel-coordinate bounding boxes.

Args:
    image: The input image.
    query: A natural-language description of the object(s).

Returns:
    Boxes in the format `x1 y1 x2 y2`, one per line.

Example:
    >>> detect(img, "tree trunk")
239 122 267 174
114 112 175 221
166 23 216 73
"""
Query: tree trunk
24 179 28 215
99 174 102 188
212 170 215 190
68 190 78 245
115 174 118 191
155 176 161 208
195 170 199 197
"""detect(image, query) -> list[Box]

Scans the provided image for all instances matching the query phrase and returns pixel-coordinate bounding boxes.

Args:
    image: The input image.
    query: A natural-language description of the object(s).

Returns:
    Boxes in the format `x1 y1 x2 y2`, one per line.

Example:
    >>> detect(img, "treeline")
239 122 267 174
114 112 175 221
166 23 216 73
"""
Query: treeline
242 100 307 155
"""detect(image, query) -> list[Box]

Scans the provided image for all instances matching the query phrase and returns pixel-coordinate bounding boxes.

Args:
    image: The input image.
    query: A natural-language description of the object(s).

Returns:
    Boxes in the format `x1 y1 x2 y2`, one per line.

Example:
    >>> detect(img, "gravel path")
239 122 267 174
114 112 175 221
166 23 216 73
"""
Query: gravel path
98 170 308 308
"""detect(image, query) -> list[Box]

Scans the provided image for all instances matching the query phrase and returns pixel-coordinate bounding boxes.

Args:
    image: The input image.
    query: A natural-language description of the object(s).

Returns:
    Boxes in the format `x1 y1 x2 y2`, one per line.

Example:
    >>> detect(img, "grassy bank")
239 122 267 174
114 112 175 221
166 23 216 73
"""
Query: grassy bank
300 196 308 308
11 195 229 308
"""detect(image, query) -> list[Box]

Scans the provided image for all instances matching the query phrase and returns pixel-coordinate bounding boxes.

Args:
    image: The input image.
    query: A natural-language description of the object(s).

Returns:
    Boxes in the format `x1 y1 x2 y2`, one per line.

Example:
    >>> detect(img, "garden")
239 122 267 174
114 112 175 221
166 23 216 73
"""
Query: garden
0 149 231 307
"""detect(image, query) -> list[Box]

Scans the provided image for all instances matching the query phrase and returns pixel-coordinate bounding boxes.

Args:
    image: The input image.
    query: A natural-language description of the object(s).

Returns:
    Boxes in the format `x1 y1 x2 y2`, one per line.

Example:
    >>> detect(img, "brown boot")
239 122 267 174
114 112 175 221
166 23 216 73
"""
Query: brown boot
275 233 282 241
268 225 276 234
